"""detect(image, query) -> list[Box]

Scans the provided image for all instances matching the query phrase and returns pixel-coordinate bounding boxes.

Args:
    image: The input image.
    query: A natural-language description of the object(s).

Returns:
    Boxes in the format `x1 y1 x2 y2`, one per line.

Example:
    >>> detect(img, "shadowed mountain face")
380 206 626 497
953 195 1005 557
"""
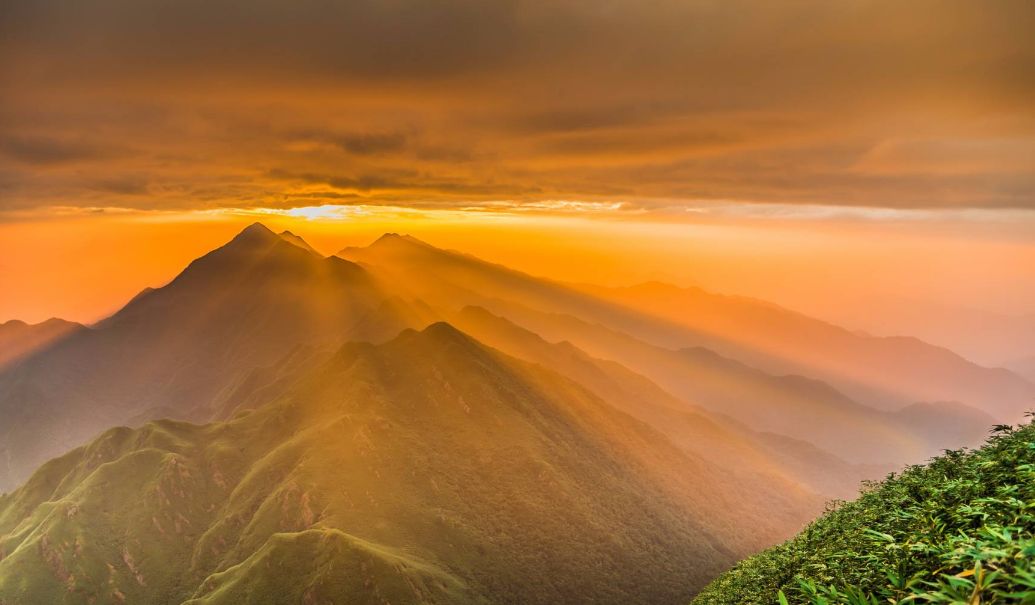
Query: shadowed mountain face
0 325 818 604
340 236 1034 421
0 318 83 370
0 224 414 490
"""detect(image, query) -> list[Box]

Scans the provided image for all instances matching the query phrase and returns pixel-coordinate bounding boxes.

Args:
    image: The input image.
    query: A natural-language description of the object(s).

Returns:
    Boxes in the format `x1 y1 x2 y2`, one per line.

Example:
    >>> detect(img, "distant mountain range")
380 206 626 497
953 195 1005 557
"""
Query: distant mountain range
341 234 1031 419
0 318 82 369
0 223 1029 603
1007 354 1035 383
577 281 1033 418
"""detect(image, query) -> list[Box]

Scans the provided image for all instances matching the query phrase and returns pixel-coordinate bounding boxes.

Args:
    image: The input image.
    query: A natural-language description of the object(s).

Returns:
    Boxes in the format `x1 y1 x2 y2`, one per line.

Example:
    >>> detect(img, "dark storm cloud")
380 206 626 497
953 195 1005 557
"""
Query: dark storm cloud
0 0 532 80
286 130 414 156
330 132 410 156
0 135 118 165
88 176 151 196
0 0 1033 213
267 168 543 198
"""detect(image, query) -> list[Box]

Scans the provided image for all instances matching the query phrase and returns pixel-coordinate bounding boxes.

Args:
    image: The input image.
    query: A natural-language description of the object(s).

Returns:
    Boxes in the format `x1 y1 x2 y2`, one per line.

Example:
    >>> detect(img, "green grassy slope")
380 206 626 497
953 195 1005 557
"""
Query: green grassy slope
694 419 1035 605
181 529 482 605
0 323 812 604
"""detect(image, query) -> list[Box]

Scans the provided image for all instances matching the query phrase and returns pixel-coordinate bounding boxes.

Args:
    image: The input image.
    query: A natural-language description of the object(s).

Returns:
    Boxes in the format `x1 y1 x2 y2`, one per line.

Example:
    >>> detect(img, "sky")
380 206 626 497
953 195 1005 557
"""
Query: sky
0 0 1033 362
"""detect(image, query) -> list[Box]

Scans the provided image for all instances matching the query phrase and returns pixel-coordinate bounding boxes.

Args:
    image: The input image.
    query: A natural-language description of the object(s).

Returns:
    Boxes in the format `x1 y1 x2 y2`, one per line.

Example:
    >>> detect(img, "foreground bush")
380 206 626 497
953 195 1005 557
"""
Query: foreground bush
695 416 1035 604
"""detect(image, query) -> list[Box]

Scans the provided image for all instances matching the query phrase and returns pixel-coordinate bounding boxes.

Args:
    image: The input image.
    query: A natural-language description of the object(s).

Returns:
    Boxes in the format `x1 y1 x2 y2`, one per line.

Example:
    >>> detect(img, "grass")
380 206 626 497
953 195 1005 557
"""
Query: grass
181 528 481 605
694 416 1035 605
0 324 755 604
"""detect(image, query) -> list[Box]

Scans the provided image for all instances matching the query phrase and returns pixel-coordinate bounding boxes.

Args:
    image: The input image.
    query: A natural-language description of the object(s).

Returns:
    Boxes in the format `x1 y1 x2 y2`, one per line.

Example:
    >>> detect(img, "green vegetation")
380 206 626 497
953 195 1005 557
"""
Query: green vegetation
695 418 1035 605
1 323 804 604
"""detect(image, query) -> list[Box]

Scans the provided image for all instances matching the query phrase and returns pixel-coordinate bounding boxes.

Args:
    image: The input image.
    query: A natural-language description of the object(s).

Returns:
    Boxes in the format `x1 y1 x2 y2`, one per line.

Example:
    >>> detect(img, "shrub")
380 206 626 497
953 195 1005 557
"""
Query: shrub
694 416 1035 605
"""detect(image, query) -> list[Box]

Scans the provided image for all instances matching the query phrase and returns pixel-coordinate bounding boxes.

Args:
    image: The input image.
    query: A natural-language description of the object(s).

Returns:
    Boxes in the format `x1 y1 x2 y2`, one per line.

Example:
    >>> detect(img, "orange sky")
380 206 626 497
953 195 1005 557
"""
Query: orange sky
2 0 1033 216
0 0 1032 363
2 207 1033 366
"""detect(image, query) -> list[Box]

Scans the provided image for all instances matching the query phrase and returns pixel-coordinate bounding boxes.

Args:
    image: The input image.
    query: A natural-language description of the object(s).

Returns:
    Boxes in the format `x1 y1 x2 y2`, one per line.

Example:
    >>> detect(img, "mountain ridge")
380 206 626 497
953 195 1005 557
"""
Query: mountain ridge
0 322 814 603
0 317 84 369
0 224 410 490
338 233 1032 419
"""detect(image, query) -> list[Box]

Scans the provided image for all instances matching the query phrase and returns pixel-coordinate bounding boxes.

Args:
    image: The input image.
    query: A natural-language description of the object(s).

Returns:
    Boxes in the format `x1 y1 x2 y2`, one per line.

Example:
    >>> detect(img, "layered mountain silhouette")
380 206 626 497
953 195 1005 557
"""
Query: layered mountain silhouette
0 318 82 369
0 225 1016 490
0 324 818 604
0 224 414 489
340 237 1000 463
579 282 1034 419
340 236 1033 420
0 223 1025 603
448 305 873 498
462 301 995 465
1007 354 1035 383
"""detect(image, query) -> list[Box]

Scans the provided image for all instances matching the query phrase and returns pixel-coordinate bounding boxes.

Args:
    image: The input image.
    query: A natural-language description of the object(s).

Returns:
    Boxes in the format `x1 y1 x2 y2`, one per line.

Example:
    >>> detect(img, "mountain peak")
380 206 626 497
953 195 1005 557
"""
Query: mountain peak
386 322 479 352
227 222 280 247
1 317 80 330
240 221 276 236
215 222 329 259
371 232 432 248
337 232 436 260
421 321 469 341
278 230 320 255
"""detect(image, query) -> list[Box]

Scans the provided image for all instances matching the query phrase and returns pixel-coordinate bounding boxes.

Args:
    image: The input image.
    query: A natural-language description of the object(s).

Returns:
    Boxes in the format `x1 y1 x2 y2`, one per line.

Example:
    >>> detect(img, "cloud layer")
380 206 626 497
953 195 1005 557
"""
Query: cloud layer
1 0 1033 214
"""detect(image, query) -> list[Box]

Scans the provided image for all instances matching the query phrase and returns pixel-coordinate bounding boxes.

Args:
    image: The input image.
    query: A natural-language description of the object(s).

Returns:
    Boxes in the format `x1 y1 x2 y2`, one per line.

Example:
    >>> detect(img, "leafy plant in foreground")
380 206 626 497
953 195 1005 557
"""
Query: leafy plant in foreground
695 416 1035 604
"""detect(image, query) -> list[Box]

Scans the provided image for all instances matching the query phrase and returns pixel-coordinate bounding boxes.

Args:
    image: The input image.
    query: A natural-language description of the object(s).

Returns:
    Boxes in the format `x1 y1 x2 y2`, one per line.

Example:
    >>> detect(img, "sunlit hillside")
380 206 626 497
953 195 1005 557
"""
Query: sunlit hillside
0 225 1030 603
0 323 816 603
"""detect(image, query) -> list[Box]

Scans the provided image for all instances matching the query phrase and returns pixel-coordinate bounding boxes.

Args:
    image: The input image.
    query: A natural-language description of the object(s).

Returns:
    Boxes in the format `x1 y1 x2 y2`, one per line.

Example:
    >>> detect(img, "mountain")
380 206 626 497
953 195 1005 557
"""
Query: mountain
0 226 1017 603
453 299 978 466
578 282 1035 419
277 229 320 254
889 401 995 449
338 235 1034 420
449 305 870 498
0 318 83 369
806 297 1035 368
693 420 1035 605
0 224 413 491
1 227 1000 489
1006 354 1035 383
340 235 999 464
0 324 820 604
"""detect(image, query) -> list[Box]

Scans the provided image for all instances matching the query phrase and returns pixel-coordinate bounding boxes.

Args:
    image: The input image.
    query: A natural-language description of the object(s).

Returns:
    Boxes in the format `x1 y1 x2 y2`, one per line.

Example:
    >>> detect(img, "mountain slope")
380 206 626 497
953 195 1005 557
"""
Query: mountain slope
0 318 83 369
1007 354 1035 383
580 282 1035 419
450 305 869 498
339 236 1033 419
693 420 1035 605
0 224 412 491
460 299 949 465
0 324 818 604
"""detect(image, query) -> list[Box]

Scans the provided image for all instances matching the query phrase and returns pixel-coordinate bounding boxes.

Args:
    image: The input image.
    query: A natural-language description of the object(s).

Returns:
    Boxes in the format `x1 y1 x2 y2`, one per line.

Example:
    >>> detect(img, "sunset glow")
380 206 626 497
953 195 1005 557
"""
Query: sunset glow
0 4 1033 602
